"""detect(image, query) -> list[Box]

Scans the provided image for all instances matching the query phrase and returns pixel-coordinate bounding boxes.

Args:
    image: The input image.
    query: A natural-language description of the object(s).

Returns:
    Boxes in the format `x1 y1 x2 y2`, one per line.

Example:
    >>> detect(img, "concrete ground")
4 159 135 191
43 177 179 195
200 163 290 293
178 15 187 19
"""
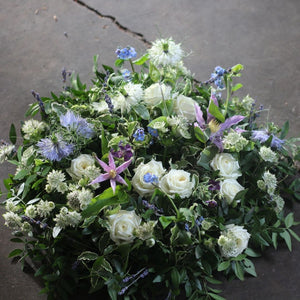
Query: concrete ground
0 0 299 299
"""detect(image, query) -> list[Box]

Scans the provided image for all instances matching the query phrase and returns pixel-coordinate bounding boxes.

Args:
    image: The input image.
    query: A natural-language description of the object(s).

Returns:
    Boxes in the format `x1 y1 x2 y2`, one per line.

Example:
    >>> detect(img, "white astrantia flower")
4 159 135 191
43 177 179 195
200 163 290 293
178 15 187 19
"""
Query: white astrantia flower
220 179 245 204
218 224 250 258
173 94 197 122
210 153 241 179
108 210 141 245
132 159 166 196
148 38 184 67
223 130 249 152
273 194 285 213
144 83 172 107
160 169 195 199
259 146 278 163
25 204 37 218
22 119 48 140
46 170 68 193
123 82 144 106
5 199 19 213
54 207 81 230
36 200 55 218
78 188 94 210
3 211 22 229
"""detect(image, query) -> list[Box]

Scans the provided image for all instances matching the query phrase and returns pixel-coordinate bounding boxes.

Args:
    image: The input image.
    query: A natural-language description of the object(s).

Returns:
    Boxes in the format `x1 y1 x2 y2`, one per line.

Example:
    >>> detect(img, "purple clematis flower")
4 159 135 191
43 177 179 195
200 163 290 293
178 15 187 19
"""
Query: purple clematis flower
89 152 132 193
194 98 245 151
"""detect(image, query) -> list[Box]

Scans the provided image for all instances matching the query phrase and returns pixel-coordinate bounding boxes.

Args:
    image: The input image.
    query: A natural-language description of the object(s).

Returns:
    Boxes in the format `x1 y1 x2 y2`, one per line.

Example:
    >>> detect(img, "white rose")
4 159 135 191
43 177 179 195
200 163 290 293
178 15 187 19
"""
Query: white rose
220 179 244 204
218 224 250 258
132 160 166 196
144 83 172 107
160 169 194 199
67 154 95 180
173 94 197 122
108 210 141 244
210 153 241 179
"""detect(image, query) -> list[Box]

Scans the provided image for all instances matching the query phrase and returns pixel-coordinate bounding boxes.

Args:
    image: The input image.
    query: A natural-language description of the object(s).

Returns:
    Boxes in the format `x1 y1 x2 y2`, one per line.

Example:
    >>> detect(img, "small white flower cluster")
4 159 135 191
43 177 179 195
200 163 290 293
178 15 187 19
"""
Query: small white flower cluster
54 207 81 230
259 146 278 163
15 146 35 173
223 130 248 152
5 199 19 213
218 224 250 258
0 143 15 164
257 170 277 195
167 116 191 139
22 119 48 140
211 153 244 204
2 211 22 229
46 170 68 193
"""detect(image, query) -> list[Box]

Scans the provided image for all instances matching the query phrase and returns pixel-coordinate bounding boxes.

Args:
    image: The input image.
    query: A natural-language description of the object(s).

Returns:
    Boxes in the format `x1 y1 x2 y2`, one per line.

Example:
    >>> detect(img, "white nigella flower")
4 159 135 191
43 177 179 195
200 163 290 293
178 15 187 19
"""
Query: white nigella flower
148 38 184 67
36 200 55 218
123 82 144 106
22 119 48 140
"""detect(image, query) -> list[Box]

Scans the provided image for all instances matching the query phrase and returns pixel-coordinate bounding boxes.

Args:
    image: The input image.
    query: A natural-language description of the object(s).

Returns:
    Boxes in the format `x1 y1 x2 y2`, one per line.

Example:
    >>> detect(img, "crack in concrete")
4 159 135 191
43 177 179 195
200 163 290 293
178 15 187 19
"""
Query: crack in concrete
73 0 151 47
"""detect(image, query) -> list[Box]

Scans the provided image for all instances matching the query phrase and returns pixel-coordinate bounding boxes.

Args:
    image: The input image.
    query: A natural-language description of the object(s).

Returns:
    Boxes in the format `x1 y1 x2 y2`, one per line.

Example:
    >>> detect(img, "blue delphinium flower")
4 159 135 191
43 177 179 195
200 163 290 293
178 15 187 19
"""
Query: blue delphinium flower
37 134 74 161
60 111 95 138
116 47 137 60
133 128 145 142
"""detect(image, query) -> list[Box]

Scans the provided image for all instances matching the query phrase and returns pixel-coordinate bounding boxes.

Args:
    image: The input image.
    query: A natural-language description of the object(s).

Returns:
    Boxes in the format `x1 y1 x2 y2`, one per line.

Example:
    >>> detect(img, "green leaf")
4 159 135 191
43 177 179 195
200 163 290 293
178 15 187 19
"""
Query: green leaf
93 256 113 273
81 186 128 218
243 258 257 277
8 249 23 258
272 232 278 249
93 55 99 73
101 126 108 156
194 126 209 143
232 83 243 92
159 215 176 229
170 268 181 289
280 121 289 139
288 229 300 242
231 64 244 74
217 260 230 272
207 292 226 300
78 251 99 261
132 104 150 120
208 99 225 123
232 261 244 281
114 59 124 67
279 231 292 251
13 169 30 180
133 53 149 65
9 124 17 144
284 212 294 228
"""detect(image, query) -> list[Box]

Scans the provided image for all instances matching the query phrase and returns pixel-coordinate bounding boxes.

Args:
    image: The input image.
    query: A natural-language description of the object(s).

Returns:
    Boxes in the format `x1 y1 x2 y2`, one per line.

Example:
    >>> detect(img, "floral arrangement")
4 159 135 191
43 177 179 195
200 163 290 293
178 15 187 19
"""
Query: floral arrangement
1 38 300 300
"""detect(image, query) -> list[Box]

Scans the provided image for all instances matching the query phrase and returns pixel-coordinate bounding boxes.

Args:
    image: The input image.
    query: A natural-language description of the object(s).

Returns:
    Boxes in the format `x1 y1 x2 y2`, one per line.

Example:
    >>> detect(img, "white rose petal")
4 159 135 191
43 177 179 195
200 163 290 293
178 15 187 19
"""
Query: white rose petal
173 94 197 122
144 83 172 107
220 179 244 204
132 160 166 196
160 169 194 199
210 153 241 179
67 154 95 180
108 210 141 244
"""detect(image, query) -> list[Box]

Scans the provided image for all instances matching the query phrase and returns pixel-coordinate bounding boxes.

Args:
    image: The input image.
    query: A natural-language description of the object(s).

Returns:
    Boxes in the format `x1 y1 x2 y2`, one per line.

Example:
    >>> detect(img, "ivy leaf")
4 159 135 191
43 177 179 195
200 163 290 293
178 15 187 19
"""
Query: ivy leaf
132 104 150 120
78 251 99 261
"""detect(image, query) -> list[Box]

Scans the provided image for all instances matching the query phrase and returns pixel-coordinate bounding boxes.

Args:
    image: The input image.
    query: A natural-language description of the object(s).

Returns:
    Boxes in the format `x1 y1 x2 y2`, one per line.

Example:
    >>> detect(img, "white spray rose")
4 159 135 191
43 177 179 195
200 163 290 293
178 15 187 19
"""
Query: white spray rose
218 224 250 258
220 179 244 204
132 160 166 196
160 169 194 199
173 94 197 122
144 83 172 107
210 153 241 179
108 210 141 244
67 154 95 180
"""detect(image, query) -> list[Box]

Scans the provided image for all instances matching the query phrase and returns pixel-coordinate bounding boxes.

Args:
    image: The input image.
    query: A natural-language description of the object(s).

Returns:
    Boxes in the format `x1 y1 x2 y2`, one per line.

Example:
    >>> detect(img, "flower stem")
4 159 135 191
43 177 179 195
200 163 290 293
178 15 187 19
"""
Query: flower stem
129 59 135 73
224 75 231 117
167 195 180 219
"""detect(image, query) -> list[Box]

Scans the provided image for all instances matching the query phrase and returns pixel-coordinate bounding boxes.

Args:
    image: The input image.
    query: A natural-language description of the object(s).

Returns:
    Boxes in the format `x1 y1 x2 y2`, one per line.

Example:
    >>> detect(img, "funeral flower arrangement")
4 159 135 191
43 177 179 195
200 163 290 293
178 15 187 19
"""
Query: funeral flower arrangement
1 38 300 300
